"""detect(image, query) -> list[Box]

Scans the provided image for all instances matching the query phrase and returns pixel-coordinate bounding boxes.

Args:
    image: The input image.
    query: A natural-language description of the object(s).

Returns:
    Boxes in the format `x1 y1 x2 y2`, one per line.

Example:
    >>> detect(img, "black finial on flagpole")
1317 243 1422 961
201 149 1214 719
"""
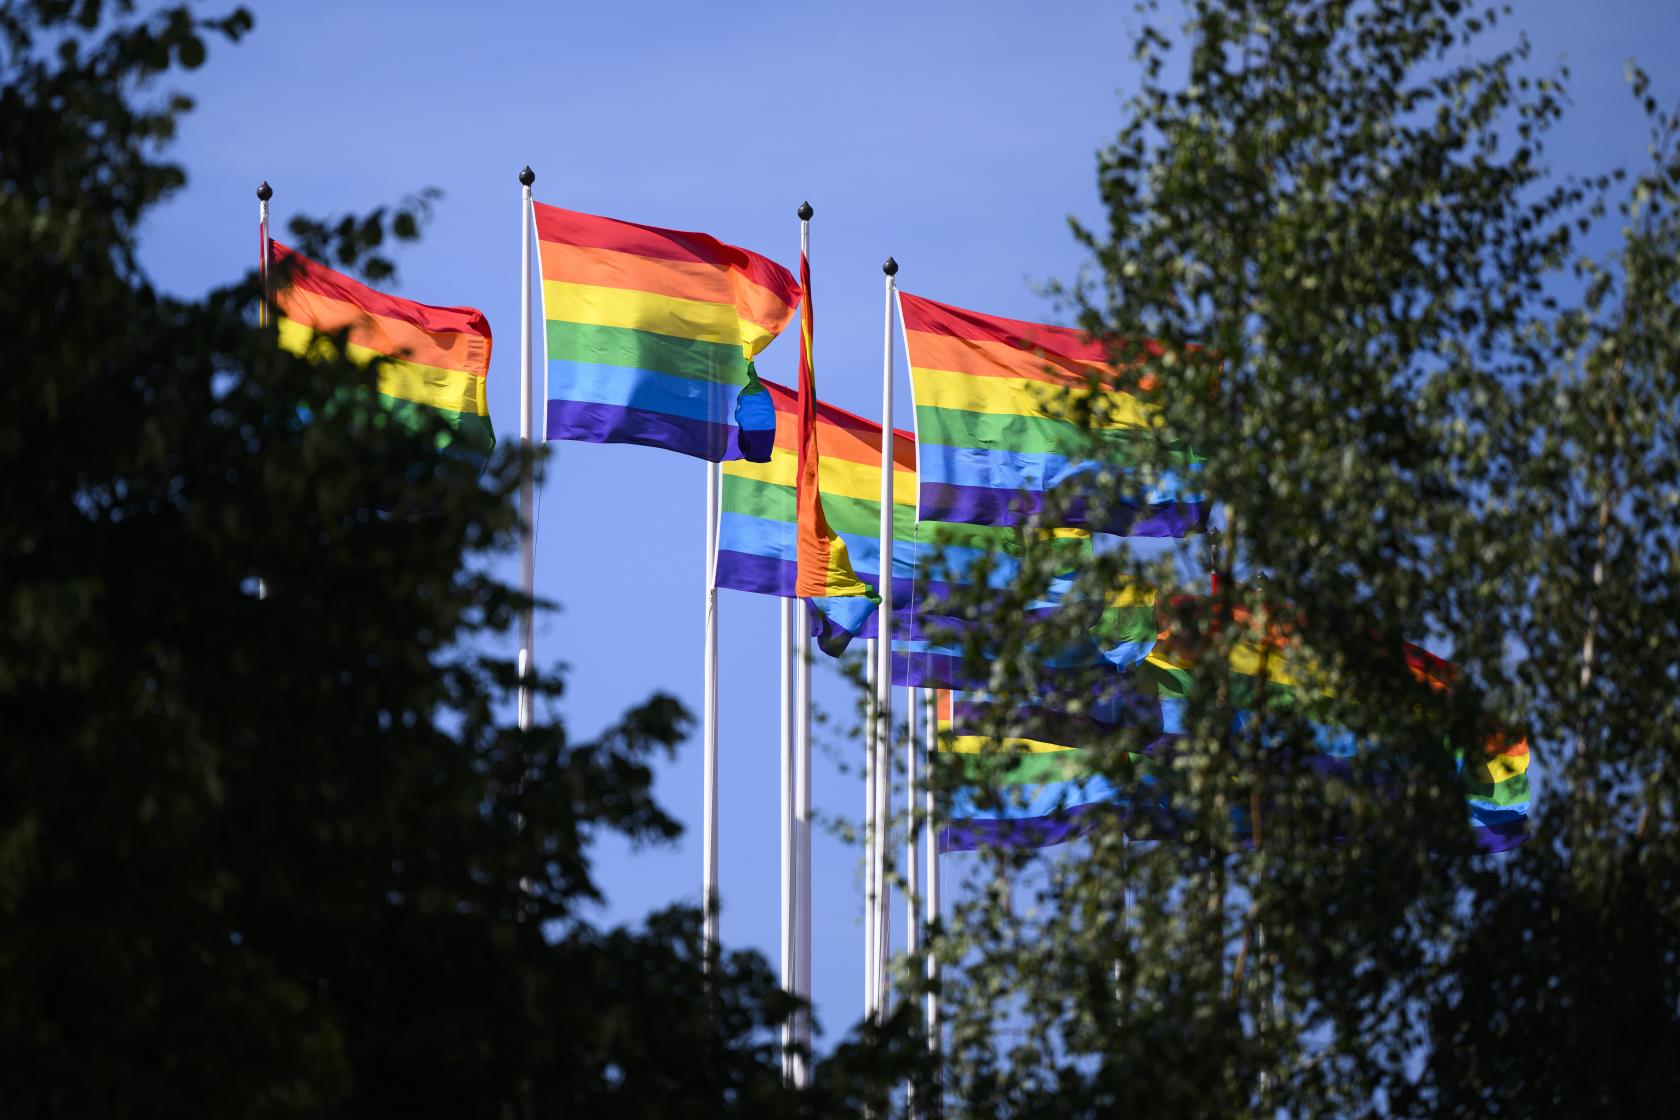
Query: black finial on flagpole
882 256 899 277
518 166 535 187
798 201 813 221
256 181 272 201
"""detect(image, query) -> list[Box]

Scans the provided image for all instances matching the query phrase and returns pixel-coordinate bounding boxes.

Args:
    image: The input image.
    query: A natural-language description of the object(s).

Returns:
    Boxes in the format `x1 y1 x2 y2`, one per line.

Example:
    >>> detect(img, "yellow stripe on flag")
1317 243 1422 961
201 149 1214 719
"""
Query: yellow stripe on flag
278 318 489 416
541 279 775 355
910 364 1157 429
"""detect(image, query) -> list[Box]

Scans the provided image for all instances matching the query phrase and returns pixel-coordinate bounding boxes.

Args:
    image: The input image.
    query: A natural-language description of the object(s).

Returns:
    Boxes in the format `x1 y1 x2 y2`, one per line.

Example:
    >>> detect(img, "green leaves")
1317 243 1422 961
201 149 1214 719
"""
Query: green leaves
916 2 1680 1115
1 4 909 1114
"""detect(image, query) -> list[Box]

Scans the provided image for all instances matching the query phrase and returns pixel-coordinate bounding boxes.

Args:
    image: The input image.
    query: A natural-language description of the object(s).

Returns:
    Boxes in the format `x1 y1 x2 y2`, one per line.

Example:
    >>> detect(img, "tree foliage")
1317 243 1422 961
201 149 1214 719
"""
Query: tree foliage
0 2 913 1114
919 1 1680 1115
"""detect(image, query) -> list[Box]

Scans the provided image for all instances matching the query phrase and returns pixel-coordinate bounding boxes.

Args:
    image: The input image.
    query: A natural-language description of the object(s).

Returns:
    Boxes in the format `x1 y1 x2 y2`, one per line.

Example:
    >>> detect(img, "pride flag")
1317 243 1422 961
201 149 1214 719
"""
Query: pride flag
715 382 1147 672
714 379 898 652
535 203 798 462
1134 603 1530 853
269 241 494 467
899 291 1206 535
936 689 1152 852
936 598 1530 855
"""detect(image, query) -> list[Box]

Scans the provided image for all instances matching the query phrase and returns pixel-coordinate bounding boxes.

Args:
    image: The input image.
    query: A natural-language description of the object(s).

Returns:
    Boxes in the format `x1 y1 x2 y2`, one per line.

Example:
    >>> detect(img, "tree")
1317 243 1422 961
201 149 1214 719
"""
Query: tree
917 1 1679 1115
0 3 912 1114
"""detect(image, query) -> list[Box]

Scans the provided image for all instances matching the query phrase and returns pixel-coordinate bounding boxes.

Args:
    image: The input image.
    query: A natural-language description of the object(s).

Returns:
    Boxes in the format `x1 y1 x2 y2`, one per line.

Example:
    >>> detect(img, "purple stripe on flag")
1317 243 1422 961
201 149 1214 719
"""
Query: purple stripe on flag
919 481 1207 536
891 649 975 689
714 550 795 597
939 802 1111 853
1473 821 1528 853
546 399 745 462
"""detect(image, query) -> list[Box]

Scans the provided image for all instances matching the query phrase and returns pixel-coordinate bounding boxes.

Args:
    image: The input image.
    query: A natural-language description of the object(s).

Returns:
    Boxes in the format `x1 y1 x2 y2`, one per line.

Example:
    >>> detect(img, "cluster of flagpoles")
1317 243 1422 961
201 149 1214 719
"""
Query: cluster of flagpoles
259 174 942 1096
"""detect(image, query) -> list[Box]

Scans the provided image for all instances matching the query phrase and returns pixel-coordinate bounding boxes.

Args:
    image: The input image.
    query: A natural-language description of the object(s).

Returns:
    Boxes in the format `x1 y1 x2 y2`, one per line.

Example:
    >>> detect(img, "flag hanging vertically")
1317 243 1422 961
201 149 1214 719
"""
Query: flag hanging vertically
269 241 495 468
534 203 798 462
898 291 1206 534
791 243 877 643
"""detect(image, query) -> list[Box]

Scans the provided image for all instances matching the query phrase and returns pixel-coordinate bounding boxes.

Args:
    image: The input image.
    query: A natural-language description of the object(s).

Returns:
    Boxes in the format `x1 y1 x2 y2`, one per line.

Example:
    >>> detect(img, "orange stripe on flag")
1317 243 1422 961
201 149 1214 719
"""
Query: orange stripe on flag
275 284 489 378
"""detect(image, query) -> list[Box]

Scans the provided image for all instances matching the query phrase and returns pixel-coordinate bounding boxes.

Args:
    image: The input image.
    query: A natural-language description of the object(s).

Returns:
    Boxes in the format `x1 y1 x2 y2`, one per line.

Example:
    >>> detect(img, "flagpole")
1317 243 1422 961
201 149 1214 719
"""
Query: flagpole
875 257 899 1021
924 687 941 1093
793 202 816 1087
905 683 922 1116
864 634 878 1019
517 167 537 733
796 602 814 1081
703 452 721 963
256 181 272 328
255 181 273 603
906 684 921 966
779 595 795 1081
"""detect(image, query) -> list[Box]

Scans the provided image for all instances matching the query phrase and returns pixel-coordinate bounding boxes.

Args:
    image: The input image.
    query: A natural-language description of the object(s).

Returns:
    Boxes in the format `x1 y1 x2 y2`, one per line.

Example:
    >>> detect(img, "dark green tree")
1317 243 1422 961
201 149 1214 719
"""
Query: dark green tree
911 1 1679 1116
0 2 912 1114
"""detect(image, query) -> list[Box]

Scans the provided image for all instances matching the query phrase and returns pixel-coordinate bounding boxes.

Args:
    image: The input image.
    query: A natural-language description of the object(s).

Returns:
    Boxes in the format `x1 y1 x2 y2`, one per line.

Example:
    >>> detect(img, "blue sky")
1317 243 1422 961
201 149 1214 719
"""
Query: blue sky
141 0 1680 1047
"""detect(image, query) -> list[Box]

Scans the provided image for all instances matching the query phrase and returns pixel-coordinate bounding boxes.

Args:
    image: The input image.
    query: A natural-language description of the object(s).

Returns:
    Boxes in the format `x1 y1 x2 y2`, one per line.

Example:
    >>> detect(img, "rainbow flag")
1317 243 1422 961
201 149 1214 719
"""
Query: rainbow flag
269 241 494 467
715 383 1148 672
899 291 1206 535
792 245 876 632
1134 603 1530 853
895 577 1157 691
715 379 902 651
535 203 799 462
937 598 1530 854
936 689 1153 852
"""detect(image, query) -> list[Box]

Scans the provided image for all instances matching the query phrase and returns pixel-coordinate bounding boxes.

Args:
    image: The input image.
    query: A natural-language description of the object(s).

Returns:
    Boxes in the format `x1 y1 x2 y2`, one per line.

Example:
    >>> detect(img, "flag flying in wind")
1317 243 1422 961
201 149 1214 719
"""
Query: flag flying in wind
937 596 1529 855
1134 601 1531 852
269 241 495 468
936 689 1154 852
715 378 900 650
899 291 1206 535
792 244 877 638
535 203 799 462
714 382 1151 671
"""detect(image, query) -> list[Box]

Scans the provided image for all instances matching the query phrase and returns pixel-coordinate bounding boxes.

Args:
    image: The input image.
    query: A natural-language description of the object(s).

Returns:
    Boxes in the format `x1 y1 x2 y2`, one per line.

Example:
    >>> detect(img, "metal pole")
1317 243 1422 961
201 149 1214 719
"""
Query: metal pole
517 167 537 733
257 181 272 329
796 605 814 1084
780 597 796 1082
905 684 922 1117
875 258 899 1021
793 204 816 1084
703 456 721 963
256 181 273 603
924 687 941 1071
906 686 921 966
864 636 878 1020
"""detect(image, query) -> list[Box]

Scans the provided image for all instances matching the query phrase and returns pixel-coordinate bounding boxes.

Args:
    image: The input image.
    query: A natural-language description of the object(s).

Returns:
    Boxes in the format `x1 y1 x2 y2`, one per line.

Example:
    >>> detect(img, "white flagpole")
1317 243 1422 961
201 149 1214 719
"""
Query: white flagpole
255 182 273 603
906 685 921 964
905 682 922 1117
794 205 817 1085
864 635 878 1019
878 723 891 1016
703 454 721 962
780 595 796 1081
517 167 537 733
795 601 814 1082
256 181 272 328
924 687 941 1066
875 257 899 1021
